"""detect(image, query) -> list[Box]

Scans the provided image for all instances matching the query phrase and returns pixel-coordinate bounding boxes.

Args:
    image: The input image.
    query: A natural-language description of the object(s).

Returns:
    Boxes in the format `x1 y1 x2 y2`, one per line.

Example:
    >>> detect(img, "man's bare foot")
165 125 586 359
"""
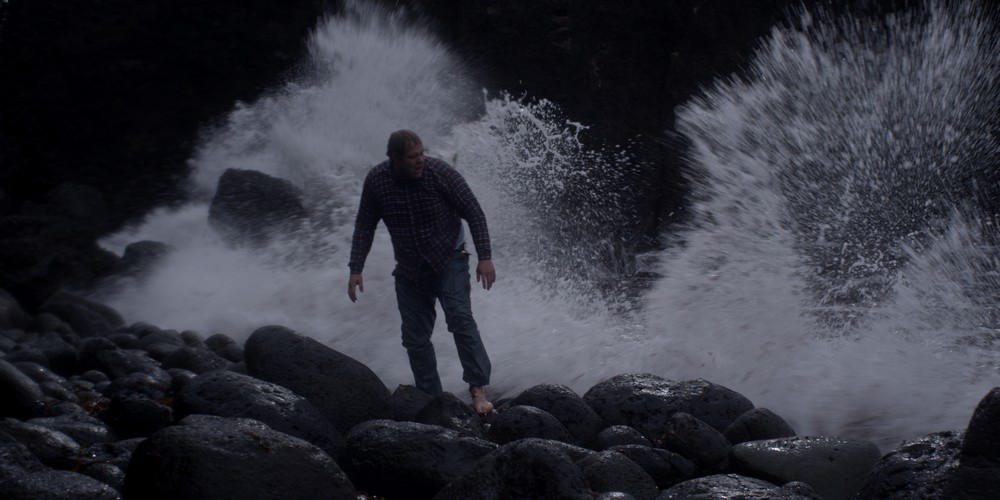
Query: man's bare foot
469 385 494 415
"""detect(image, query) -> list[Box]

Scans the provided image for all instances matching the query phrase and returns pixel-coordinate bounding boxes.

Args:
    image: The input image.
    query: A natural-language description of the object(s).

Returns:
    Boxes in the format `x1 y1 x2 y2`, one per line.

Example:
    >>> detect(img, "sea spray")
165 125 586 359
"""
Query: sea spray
95 0 999 450
96 0 636 400
641 0 998 448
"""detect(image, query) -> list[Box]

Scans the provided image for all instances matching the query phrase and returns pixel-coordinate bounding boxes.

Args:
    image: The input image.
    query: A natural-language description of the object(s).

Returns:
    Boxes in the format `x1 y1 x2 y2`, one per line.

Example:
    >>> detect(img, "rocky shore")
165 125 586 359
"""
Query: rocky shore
1 288 998 499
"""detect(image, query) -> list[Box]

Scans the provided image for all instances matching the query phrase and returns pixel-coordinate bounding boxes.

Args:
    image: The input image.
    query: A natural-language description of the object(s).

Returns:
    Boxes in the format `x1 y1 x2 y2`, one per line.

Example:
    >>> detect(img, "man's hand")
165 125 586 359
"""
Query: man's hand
476 260 496 290
348 274 364 302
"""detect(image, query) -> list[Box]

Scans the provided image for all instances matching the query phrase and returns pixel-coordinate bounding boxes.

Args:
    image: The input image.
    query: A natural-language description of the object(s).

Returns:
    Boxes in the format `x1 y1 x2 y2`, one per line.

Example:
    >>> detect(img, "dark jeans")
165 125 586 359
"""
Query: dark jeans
394 249 492 395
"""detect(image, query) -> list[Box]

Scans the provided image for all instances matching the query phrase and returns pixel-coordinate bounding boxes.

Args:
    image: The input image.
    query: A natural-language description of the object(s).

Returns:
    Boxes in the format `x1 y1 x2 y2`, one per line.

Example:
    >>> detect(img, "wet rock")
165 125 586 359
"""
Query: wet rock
0 431 46 484
507 383 604 446
14 361 65 384
0 417 82 468
82 438 145 470
0 358 46 419
204 332 244 362
37 294 121 338
80 462 126 491
180 330 204 348
28 413 114 447
106 333 141 350
657 473 822 499
596 425 653 449
174 370 343 459
611 444 700 489
4 347 49 367
102 371 170 400
434 438 592 500
31 313 74 338
730 435 881 500
415 392 489 439
78 338 159 380
245 325 392 434
38 380 79 403
0 288 31 330
124 415 354 499
392 383 434 422
578 450 659 500
657 412 731 469
724 407 796 445
488 404 573 445
583 374 754 441
166 367 197 393
0 469 121 500
960 386 1000 463
161 345 230 373
21 331 78 376
105 395 172 439
341 419 496 499
857 430 962 499
109 240 174 279
138 328 185 361
209 168 309 247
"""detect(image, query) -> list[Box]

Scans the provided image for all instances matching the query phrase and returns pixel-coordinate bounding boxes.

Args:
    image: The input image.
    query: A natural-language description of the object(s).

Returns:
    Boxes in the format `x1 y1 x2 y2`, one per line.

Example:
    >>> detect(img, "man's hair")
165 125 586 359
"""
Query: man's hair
387 129 422 158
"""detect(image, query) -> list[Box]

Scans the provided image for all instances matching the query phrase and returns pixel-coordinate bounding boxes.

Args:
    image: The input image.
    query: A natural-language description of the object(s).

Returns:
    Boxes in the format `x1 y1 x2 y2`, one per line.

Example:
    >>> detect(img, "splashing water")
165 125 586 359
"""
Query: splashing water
96 0 998 449
641 0 998 448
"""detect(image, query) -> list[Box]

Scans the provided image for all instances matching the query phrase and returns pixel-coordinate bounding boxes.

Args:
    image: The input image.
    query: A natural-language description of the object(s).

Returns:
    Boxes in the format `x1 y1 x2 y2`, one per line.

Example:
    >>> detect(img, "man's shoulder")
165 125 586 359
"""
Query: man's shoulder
425 157 461 180
364 161 392 182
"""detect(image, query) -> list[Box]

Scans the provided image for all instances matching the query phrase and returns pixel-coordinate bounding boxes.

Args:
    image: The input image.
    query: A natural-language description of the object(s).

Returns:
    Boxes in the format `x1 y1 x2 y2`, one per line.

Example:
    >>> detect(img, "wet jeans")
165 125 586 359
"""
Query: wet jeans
394 249 492 395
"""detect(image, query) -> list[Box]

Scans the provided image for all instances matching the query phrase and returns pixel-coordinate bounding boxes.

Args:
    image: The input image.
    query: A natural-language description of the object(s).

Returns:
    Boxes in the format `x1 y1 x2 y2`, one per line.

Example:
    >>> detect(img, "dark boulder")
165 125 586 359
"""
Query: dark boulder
583 374 754 441
724 407 797 445
730 435 881 500
27 413 115 447
0 358 45 419
105 395 173 439
578 450 659 500
123 414 354 500
244 325 392 434
0 417 82 468
108 240 174 279
596 425 653 449
0 215 118 309
657 473 823 499
341 419 496 499
208 168 308 247
0 431 47 484
488 404 573 445
610 444 699 489
0 469 121 500
507 383 604 446
0 288 31 331
161 345 230 373
204 332 244 362
857 430 962 499
20 332 79 376
657 412 731 470
174 369 343 459
434 438 593 500
392 383 434 422
13 360 65 384
415 392 489 439
38 292 125 338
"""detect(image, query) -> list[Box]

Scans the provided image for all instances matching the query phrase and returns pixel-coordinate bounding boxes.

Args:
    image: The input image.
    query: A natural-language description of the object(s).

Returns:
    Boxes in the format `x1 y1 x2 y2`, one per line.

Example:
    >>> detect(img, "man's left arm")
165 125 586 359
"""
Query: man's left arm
440 164 495 289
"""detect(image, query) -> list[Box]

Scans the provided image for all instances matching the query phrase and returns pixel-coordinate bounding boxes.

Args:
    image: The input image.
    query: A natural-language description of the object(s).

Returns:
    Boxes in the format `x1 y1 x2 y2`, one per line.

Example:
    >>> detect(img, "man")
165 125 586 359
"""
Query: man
348 129 496 415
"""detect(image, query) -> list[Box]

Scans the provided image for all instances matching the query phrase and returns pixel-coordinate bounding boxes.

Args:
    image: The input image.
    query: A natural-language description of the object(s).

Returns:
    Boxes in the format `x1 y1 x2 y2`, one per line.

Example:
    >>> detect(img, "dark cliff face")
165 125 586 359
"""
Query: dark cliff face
0 0 332 227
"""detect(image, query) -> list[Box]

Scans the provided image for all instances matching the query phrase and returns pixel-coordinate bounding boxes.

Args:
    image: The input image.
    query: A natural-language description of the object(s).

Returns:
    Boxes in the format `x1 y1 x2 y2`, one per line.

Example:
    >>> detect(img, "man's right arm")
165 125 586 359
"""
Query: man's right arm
348 174 380 301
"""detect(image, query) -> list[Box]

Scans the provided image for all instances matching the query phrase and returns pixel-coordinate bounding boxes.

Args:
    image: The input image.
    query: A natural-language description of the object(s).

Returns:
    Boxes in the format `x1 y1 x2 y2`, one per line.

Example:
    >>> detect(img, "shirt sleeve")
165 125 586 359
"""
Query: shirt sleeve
438 161 492 261
348 171 381 274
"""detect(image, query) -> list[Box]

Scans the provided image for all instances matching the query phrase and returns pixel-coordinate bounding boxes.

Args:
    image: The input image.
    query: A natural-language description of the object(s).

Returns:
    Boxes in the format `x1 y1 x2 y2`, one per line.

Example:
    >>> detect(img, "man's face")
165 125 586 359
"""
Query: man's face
393 141 425 179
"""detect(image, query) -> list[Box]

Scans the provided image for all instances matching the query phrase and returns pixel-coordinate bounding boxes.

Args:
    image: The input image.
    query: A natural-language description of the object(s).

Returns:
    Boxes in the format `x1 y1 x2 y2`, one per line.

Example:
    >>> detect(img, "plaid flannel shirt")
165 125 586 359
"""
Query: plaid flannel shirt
349 157 492 280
